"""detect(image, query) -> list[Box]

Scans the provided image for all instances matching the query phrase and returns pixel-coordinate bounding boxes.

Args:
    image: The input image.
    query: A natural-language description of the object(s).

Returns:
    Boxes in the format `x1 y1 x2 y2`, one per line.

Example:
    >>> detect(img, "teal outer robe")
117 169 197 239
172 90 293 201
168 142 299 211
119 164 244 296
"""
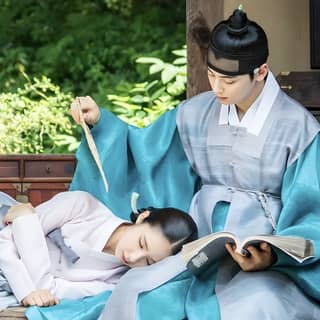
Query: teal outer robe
26 98 320 319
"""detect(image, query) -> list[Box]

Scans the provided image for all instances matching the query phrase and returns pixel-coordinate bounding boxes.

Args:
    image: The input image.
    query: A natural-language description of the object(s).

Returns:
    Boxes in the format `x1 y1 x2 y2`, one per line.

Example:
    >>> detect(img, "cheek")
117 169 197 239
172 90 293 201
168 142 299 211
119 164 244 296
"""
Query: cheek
208 76 214 88
115 234 132 254
228 83 253 103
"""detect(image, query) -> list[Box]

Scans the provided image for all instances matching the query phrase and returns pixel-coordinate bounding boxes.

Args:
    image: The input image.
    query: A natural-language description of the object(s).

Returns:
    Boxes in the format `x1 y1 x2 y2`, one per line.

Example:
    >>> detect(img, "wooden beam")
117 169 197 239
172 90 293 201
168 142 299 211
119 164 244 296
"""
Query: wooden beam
186 0 224 98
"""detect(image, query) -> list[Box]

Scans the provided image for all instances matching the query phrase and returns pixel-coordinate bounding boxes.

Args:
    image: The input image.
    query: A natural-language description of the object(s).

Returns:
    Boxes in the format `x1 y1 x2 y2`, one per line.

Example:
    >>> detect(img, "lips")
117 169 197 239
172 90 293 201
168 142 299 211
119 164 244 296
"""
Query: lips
122 253 129 265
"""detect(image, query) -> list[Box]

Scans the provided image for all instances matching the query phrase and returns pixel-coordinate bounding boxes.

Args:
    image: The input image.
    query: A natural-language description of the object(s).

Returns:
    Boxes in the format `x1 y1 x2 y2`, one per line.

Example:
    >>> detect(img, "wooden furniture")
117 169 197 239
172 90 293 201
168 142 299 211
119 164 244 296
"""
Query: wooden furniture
276 71 320 121
0 155 76 206
310 0 320 69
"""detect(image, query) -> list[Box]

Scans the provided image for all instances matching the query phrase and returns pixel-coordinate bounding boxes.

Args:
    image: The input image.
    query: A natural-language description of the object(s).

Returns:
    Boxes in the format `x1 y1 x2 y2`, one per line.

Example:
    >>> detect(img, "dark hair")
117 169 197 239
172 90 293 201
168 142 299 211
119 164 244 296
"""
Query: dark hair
130 207 198 255
208 8 269 76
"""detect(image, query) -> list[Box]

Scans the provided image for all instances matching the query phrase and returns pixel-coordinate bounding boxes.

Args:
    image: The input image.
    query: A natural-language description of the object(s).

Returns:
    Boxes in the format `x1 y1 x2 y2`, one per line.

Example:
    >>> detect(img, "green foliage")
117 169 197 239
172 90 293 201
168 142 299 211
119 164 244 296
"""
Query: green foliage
0 0 186 153
0 75 79 154
103 0 132 16
107 46 186 127
0 0 186 104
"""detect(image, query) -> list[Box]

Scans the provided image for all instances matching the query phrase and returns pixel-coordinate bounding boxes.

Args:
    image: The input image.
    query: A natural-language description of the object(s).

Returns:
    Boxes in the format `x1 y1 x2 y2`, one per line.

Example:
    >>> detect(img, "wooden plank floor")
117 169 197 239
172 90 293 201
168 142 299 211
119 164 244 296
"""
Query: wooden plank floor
0 307 26 319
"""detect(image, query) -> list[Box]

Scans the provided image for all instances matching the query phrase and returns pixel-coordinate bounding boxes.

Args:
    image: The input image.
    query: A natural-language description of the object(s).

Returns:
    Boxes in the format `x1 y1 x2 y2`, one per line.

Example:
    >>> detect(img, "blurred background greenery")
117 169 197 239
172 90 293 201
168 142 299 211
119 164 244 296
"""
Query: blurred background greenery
0 0 187 153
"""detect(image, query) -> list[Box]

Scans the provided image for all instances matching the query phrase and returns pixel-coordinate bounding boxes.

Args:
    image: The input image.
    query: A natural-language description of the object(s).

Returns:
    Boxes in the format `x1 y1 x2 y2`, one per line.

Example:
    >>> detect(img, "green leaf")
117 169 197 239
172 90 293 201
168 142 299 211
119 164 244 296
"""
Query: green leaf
145 80 159 92
135 110 147 119
131 95 148 104
107 94 130 102
173 57 187 65
112 100 141 110
130 87 147 93
136 57 164 65
149 62 165 74
172 49 186 57
150 87 166 101
161 64 178 84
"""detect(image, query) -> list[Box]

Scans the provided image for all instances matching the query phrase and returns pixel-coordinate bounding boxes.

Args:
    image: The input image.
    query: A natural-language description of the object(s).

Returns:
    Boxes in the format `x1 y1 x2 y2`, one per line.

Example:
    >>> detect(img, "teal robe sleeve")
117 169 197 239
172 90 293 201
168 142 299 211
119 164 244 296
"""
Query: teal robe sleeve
70 107 198 219
272 134 320 301
26 291 111 320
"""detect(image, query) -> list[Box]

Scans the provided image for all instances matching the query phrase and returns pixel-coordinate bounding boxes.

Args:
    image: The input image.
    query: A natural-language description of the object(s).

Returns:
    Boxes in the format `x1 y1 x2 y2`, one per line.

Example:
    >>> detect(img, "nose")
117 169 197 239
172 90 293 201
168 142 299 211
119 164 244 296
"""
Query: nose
127 250 146 266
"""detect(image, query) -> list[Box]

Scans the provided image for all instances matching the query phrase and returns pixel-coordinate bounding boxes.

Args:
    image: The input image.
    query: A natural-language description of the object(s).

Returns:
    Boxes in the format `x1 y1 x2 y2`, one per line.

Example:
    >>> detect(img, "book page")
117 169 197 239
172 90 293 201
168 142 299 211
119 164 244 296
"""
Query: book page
181 232 237 264
240 235 314 263
76 99 109 193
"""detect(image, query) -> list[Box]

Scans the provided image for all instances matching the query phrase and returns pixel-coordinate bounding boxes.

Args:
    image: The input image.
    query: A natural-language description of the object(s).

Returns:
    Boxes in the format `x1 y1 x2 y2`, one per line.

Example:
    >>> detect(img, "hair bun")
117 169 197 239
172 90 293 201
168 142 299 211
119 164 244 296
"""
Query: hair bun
227 9 248 36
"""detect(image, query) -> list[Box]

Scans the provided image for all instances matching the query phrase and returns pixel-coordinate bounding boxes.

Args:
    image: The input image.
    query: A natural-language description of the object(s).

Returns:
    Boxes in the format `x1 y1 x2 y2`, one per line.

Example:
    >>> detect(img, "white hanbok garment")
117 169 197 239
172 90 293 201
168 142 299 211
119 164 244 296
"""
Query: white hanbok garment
0 191 128 302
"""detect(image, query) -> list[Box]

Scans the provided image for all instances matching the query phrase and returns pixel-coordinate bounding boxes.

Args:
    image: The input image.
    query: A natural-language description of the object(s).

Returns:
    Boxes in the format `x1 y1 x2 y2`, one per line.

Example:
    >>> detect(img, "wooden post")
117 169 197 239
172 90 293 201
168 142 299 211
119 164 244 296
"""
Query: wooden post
186 0 224 98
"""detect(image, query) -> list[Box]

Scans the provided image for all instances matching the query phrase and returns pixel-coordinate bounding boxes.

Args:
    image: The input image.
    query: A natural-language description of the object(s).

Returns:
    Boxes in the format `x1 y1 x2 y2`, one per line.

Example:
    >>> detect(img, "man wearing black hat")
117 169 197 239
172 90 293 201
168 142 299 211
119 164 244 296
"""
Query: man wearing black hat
70 8 320 320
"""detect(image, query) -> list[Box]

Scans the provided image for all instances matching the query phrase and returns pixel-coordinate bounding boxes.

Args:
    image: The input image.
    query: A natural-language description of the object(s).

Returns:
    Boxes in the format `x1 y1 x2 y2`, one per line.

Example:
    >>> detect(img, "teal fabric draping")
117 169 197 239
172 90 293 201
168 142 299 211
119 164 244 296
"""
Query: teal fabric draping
70 108 198 219
26 291 111 320
136 271 193 320
271 134 320 300
26 109 320 319
26 108 198 320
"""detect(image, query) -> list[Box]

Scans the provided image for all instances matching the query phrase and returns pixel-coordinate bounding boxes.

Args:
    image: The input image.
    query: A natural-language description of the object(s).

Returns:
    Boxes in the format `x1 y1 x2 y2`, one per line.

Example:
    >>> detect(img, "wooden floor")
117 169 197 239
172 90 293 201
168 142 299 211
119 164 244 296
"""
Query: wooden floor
0 307 26 319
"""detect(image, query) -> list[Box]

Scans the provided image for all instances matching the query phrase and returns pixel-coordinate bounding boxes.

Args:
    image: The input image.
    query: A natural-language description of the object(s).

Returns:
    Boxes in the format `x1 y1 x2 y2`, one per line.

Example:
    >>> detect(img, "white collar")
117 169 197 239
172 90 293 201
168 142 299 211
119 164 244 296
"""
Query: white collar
218 71 280 135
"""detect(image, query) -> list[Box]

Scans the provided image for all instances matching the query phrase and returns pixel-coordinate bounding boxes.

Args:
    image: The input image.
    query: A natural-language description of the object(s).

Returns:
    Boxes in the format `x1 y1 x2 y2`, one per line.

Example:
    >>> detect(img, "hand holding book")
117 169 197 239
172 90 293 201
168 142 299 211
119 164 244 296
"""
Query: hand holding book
225 241 276 272
181 232 314 276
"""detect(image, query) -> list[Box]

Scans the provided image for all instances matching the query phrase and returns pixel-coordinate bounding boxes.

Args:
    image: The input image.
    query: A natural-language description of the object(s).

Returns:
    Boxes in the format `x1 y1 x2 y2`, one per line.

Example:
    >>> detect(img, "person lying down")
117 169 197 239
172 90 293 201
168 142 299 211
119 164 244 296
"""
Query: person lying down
0 190 197 308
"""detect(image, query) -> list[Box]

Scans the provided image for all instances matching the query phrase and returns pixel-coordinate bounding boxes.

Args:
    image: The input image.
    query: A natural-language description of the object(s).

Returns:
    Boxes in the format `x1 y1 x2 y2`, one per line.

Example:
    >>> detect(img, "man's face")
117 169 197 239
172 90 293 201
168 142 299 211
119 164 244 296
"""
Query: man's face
207 68 256 106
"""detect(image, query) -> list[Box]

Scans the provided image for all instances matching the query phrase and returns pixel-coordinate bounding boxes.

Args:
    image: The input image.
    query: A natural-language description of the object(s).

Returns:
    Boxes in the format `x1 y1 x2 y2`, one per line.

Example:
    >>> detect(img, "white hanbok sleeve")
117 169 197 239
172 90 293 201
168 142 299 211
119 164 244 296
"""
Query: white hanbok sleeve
35 190 106 234
0 191 113 301
0 225 36 302
12 213 112 300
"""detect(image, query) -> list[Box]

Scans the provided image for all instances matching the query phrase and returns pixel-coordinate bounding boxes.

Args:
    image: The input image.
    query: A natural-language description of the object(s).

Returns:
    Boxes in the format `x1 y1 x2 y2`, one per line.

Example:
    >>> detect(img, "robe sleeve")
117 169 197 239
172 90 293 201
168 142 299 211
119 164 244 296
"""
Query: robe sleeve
70 107 198 220
272 133 320 300
35 190 112 235
0 193 119 302
0 225 36 302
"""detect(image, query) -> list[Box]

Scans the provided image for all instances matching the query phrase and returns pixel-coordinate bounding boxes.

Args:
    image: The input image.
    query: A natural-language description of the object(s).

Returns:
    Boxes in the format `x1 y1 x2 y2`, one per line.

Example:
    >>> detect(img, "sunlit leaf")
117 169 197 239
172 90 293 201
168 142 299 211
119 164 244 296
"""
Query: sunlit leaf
161 64 178 84
136 57 164 65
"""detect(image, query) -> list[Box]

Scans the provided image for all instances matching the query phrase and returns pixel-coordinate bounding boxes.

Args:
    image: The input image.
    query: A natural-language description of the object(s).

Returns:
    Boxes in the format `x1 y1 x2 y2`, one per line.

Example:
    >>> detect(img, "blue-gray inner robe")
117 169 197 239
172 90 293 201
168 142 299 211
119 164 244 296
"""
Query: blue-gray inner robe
178 89 320 320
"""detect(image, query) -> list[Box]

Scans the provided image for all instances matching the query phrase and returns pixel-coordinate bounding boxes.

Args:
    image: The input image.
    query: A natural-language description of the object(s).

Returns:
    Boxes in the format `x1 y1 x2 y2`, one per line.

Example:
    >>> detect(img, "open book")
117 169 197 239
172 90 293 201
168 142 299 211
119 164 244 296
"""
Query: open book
181 232 314 276
76 99 109 193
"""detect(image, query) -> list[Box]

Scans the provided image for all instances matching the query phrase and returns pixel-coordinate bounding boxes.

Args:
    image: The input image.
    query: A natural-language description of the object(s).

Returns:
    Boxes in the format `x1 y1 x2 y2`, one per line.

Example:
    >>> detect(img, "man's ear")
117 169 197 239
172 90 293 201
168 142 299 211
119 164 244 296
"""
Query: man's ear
255 63 269 82
135 210 150 224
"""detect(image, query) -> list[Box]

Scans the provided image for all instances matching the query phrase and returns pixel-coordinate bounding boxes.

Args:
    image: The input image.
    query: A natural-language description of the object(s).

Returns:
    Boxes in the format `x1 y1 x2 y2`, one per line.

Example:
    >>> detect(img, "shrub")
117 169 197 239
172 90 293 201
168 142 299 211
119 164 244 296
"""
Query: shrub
106 46 186 127
0 74 79 154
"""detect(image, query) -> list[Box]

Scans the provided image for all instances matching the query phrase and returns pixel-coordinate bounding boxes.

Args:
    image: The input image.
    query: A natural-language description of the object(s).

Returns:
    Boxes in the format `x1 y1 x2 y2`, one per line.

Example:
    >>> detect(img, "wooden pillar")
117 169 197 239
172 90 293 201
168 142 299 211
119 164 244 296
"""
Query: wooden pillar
186 0 224 98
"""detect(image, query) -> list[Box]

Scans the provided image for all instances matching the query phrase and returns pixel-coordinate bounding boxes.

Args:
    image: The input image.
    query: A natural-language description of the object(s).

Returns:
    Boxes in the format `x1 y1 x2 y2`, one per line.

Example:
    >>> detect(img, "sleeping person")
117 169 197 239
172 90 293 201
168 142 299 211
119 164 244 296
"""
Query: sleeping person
0 190 197 308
